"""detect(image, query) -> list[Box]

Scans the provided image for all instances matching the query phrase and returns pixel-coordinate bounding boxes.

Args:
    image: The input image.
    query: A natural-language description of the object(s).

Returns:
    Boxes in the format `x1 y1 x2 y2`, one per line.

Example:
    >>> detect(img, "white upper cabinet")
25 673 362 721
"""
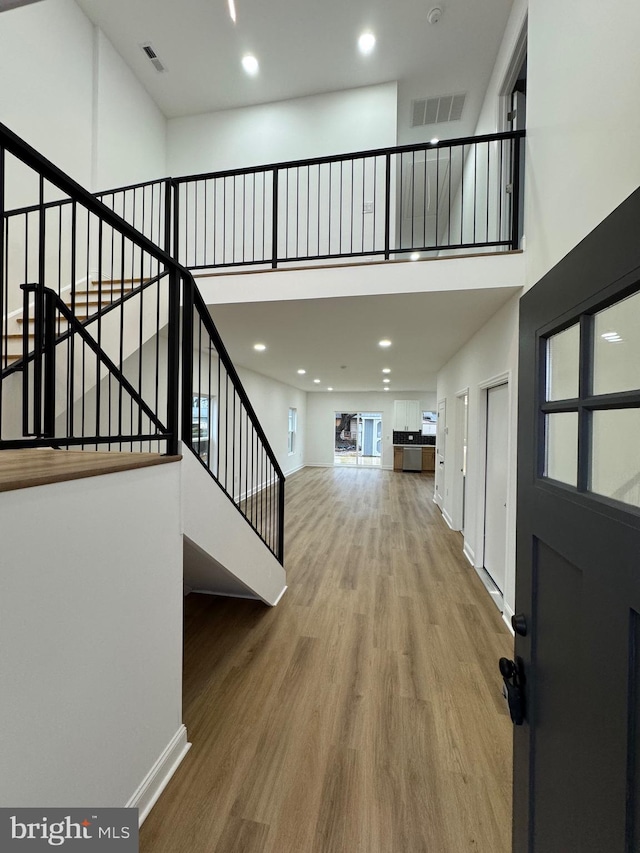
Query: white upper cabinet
393 400 421 431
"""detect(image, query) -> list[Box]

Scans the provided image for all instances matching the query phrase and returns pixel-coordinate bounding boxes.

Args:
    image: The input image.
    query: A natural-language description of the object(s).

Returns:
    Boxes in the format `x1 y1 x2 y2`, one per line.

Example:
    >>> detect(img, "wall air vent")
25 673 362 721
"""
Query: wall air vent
411 93 466 127
140 42 167 73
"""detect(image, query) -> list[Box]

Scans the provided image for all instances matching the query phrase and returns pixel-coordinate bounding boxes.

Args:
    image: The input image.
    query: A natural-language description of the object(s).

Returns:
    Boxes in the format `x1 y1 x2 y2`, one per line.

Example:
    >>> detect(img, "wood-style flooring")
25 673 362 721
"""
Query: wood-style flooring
0 448 181 492
141 466 514 853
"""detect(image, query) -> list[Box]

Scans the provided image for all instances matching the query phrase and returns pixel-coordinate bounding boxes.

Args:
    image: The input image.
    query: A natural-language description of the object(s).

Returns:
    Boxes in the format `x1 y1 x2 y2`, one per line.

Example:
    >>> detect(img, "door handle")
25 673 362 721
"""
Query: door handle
499 657 525 725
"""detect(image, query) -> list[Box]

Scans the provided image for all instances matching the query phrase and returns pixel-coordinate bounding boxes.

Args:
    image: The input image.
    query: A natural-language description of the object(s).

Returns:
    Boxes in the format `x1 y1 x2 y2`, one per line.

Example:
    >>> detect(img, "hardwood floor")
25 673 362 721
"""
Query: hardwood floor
0 448 180 492
140 466 514 853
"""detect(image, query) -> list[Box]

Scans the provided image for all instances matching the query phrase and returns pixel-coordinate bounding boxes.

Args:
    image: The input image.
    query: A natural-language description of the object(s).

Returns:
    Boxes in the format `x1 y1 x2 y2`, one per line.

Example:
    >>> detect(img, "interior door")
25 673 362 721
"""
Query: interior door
514 188 640 852
484 383 508 593
435 399 446 507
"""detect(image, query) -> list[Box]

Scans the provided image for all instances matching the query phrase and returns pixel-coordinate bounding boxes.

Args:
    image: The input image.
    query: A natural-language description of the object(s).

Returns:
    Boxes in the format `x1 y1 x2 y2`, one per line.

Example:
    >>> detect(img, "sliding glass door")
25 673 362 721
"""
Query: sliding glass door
334 412 382 466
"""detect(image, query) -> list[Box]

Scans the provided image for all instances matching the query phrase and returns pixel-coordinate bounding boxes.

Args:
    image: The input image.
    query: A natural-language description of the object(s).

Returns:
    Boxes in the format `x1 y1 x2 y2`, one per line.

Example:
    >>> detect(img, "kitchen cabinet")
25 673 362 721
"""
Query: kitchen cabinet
393 400 421 432
393 447 404 471
422 446 435 472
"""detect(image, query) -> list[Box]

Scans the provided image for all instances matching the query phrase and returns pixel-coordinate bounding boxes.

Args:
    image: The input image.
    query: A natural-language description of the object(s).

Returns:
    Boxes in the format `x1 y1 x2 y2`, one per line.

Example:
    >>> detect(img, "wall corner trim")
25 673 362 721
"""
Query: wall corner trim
442 509 456 530
463 540 476 567
126 724 191 826
502 600 516 636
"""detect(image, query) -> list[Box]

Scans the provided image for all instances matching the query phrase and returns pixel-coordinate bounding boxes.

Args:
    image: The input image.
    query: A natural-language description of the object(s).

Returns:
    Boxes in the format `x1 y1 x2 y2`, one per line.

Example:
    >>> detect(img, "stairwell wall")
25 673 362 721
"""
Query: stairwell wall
0 0 167 206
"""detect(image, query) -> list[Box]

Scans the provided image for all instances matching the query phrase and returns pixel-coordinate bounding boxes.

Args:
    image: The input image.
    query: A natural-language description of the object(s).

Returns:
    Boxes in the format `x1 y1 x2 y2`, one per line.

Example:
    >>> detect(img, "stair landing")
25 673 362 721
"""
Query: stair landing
0 449 181 492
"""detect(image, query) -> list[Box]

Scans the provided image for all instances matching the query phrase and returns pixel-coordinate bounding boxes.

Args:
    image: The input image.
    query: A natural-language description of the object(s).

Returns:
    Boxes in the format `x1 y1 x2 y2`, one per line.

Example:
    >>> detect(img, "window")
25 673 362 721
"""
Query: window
288 407 297 455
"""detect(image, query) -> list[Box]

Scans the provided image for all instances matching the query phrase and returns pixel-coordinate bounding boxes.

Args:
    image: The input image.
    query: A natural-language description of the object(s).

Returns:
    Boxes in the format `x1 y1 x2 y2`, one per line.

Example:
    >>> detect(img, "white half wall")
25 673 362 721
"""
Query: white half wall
167 83 398 176
306 390 436 469
196 251 526 306
0 461 185 808
436 291 520 616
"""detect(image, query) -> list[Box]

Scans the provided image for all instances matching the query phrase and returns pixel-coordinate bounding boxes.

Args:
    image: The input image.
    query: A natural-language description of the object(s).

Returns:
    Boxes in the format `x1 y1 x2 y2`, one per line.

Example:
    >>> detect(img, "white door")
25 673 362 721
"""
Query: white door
484 383 508 593
435 399 446 507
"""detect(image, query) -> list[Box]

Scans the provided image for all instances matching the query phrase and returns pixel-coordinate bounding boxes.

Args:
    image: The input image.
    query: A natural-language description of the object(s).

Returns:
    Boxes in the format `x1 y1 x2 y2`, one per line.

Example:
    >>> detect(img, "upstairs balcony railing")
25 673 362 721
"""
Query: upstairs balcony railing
172 130 524 271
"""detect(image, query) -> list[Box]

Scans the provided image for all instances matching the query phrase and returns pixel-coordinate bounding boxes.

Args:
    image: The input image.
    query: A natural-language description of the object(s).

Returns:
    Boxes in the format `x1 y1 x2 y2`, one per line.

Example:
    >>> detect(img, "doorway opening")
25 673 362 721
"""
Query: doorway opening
454 390 469 533
334 412 382 466
480 382 510 610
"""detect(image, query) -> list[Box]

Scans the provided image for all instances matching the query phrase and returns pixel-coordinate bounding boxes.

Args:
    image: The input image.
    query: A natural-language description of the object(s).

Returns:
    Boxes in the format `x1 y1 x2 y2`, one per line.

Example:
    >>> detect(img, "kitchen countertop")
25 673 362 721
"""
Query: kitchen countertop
393 444 435 448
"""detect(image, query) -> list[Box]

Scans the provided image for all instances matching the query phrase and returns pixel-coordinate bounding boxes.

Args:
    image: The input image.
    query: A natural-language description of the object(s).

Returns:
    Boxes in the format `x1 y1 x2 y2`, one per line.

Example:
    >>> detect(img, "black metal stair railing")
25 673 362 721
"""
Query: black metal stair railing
172 129 525 271
0 120 284 563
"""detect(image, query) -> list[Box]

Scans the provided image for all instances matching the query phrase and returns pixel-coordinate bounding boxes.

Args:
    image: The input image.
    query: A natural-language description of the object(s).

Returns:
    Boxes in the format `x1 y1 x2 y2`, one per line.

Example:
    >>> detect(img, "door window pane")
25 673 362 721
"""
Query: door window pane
591 408 640 508
546 324 580 401
593 290 640 394
544 412 578 486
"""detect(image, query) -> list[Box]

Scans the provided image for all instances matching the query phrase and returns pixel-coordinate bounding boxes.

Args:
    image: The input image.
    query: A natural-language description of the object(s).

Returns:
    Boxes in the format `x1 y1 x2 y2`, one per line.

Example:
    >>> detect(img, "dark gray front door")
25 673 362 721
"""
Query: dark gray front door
514 187 640 852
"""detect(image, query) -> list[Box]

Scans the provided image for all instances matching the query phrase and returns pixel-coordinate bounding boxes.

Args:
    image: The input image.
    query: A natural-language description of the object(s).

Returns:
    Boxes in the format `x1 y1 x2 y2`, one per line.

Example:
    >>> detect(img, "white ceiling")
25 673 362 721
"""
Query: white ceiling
73 0 518 395
209 287 520 392
75 0 514 128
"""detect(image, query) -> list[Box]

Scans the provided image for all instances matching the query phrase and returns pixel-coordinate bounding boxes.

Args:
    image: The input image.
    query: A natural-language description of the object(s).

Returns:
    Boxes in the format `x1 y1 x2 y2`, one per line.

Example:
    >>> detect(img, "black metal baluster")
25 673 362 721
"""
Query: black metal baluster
384 153 391 259
435 148 440 247
0 147 5 428
271 168 278 268
486 140 491 242
511 134 521 250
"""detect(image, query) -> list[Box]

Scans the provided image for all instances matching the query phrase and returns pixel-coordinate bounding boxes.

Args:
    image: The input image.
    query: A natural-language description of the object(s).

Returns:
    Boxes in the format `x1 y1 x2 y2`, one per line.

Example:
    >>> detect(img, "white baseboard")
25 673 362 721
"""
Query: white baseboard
463 541 476 567
442 509 455 530
284 464 305 477
126 725 191 826
502 600 516 636
271 584 288 606
434 491 443 509
191 589 260 601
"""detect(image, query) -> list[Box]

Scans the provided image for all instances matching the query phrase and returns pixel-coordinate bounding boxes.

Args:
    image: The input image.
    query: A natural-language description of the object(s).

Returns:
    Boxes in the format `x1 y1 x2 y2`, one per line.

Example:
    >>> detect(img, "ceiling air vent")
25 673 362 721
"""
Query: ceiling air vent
140 42 167 73
411 93 466 127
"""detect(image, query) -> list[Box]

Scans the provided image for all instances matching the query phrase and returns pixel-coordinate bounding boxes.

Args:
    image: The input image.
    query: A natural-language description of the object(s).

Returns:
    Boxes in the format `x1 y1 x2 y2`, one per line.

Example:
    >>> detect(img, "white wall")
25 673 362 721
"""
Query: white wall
167 83 398 176
436 291 520 620
306 390 436 469
0 0 167 204
525 0 640 288
237 365 307 477
0 462 185 808
94 29 167 190
0 0 95 196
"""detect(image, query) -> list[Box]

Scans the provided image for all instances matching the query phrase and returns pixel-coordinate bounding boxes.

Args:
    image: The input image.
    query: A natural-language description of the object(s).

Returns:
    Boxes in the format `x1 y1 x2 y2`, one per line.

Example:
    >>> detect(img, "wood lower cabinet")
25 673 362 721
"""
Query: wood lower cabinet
393 447 404 472
422 446 435 472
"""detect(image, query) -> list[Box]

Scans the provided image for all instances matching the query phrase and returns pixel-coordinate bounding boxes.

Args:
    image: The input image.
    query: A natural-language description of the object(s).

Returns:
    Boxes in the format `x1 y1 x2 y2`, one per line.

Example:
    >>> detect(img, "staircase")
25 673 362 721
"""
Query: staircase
4 279 139 366
0 119 286 603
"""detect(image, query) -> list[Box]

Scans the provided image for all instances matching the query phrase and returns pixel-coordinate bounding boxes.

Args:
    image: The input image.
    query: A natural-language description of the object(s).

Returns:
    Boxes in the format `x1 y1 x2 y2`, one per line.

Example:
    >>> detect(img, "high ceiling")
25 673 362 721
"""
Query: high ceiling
75 0 514 133
209 287 520 392
73 0 518 395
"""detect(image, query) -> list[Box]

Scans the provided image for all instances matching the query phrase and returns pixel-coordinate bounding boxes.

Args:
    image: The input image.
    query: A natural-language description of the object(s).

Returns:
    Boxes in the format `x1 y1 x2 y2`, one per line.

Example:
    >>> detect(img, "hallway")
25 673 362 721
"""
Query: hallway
141 467 513 852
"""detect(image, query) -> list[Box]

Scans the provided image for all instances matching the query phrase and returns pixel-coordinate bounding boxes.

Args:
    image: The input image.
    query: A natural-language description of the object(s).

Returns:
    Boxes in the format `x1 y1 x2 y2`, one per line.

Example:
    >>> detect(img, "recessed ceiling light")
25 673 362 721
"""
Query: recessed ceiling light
228 0 236 22
430 137 439 145
383 379 390 383
242 54 259 75
358 32 376 55
253 343 266 351
383 387 390 392
297 369 306 374
382 368 391 374
601 331 623 342
379 339 392 348
327 387 334 391
313 378 321 384
410 252 420 261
